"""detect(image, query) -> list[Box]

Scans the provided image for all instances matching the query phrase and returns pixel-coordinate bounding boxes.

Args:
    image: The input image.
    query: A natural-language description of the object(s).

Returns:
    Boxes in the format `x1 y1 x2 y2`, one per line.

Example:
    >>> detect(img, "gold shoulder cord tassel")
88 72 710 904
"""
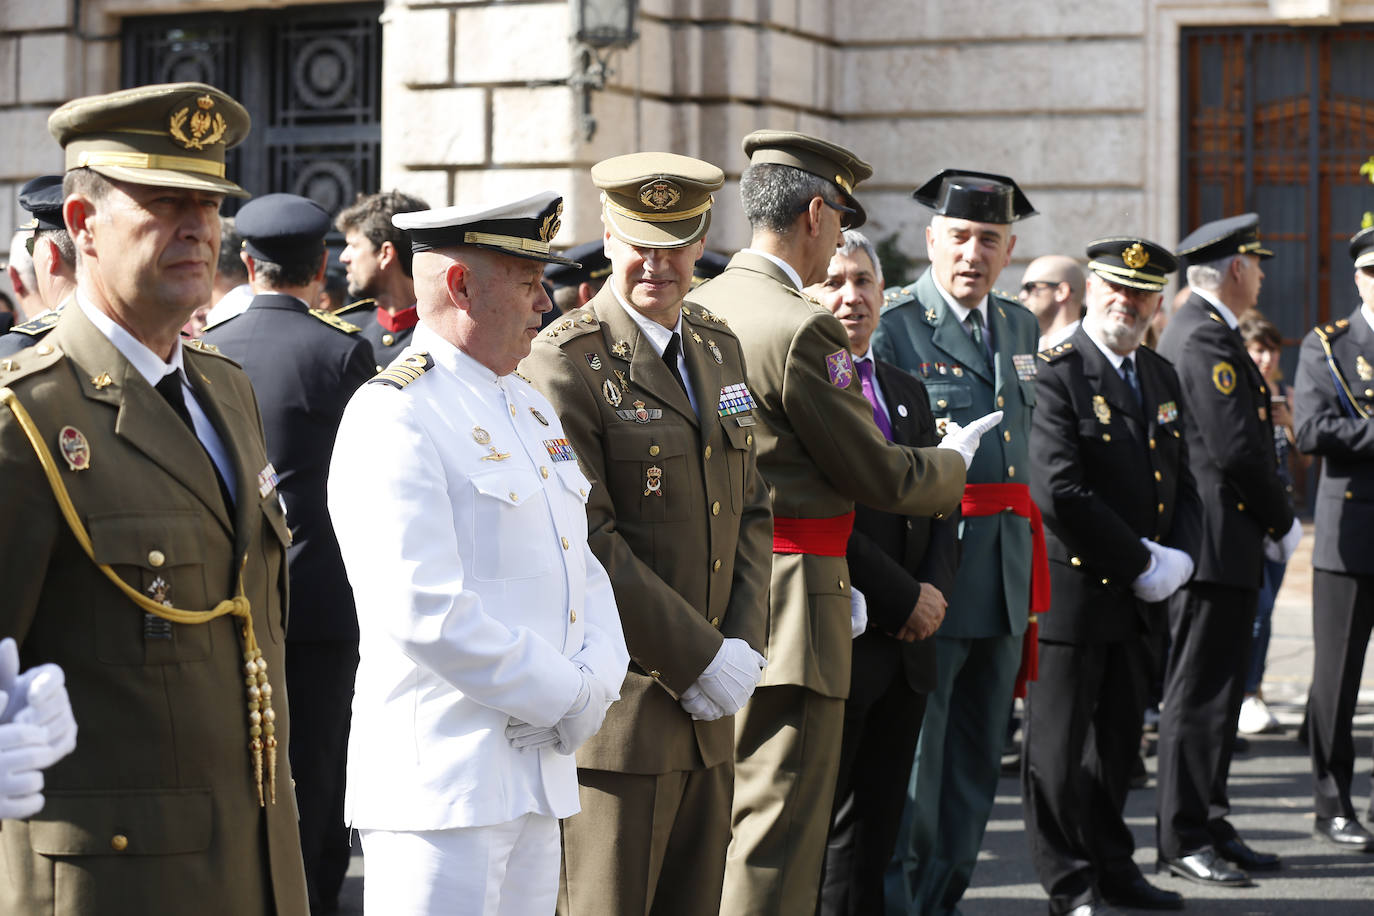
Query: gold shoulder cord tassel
1 387 277 806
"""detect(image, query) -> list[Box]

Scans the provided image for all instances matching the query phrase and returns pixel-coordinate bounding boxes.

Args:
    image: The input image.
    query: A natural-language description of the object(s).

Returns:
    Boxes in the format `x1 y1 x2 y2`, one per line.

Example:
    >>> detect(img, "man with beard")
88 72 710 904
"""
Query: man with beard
871 170 1045 916
1024 238 1201 915
1154 214 1302 888
335 190 429 370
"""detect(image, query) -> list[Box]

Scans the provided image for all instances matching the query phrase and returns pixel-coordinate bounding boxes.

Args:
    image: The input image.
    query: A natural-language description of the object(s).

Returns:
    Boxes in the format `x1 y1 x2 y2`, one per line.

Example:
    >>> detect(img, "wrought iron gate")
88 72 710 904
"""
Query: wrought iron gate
121 4 383 225
1181 26 1374 368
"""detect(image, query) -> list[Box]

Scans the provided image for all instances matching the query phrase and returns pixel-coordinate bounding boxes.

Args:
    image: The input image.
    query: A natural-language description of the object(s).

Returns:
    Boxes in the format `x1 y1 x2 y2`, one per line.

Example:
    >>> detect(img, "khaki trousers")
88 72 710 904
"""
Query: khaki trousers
720 685 845 916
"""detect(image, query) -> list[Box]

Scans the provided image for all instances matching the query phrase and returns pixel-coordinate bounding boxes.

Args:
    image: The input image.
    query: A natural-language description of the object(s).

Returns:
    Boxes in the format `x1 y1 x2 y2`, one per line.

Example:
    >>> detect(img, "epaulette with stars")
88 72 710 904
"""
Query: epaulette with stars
309 308 363 334
368 352 434 389
684 304 730 327
1037 340 1076 363
541 311 599 344
1315 317 1352 341
881 282 920 313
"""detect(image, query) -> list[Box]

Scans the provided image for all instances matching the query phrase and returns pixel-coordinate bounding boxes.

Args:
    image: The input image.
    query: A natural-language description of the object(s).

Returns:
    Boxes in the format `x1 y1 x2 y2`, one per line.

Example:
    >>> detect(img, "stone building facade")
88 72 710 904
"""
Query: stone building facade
3 0 1373 303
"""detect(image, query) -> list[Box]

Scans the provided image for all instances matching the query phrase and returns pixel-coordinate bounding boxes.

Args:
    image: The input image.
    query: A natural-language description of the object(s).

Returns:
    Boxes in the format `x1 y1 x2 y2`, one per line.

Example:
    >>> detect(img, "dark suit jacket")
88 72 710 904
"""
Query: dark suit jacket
1031 328 1203 644
1294 307 1374 576
0 303 307 915
204 293 375 642
846 358 959 693
1155 294 1293 589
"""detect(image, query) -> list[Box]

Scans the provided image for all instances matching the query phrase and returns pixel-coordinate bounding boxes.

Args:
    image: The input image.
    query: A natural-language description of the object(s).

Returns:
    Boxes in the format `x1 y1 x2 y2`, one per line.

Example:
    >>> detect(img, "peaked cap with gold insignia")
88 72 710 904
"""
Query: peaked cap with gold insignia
592 151 724 249
1350 225 1374 270
394 191 580 266
19 175 66 231
49 82 251 198
1085 237 1178 292
1175 213 1274 265
742 129 873 229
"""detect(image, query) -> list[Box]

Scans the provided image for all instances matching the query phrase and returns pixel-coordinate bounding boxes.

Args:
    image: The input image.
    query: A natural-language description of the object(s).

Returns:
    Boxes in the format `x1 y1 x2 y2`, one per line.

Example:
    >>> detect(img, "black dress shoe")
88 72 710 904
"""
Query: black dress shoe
1056 903 1118 916
1157 848 1253 887
1315 816 1374 852
1216 836 1281 871
1101 873 1184 910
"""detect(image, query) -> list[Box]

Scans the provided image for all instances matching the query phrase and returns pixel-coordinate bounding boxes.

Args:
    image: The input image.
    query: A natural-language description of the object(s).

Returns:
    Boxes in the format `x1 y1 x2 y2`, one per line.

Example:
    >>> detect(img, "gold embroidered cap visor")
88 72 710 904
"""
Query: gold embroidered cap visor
1085 236 1178 292
741 129 873 229
1349 226 1374 270
1175 212 1275 266
49 82 251 198
592 152 725 249
393 190 581 267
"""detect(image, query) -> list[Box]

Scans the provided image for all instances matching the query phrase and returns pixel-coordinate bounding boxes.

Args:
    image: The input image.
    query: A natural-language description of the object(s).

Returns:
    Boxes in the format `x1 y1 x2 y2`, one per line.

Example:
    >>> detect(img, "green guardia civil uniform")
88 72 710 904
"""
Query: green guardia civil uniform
686 131 965 916
519 151 773 916
869 169 1041 916
0 83 308 916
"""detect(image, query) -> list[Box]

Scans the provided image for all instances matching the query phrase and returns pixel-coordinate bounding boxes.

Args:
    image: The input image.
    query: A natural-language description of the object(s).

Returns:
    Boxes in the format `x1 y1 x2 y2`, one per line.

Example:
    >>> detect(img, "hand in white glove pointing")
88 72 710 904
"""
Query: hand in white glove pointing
938 411 1003 470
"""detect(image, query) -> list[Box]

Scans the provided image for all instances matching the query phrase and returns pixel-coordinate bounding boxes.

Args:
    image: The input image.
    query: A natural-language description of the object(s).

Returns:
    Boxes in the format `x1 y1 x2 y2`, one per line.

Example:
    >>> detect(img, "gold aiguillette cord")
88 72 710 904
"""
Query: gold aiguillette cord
0 387 277 805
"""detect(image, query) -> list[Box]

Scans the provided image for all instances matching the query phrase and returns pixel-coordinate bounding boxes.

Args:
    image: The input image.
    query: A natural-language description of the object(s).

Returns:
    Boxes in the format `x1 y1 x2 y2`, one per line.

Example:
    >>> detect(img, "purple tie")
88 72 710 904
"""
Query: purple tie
856 358 892 440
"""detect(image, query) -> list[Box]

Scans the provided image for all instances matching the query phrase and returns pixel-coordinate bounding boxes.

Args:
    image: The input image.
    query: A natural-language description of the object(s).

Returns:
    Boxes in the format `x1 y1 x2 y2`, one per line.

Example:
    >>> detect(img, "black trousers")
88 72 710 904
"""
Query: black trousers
286 640 360 913
1155 582 1257 858
1022 638 1151 914
1310 568 1374 819
818 635 928 916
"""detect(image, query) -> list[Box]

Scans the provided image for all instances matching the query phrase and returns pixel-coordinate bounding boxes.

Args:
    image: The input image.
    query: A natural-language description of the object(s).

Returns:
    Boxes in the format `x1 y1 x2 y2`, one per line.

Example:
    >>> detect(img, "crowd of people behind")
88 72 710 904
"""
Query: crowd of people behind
1 79 1373 916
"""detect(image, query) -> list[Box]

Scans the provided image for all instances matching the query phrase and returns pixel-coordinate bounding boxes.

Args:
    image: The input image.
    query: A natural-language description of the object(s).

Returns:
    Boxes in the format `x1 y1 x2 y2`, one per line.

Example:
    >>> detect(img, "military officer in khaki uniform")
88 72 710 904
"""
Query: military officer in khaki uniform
521 152 773 916
688 131 995 916
0 83 309 914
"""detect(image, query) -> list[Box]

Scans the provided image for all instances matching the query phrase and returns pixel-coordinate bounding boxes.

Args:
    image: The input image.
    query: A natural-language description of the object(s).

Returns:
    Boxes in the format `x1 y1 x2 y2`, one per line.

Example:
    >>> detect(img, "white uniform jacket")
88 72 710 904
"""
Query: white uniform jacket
329 322 628 831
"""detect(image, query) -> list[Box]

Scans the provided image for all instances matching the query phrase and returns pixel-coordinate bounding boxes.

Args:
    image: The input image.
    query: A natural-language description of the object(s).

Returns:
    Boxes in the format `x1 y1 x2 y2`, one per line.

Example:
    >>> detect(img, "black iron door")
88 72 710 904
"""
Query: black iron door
122 4 383 225
1181 26 1374 368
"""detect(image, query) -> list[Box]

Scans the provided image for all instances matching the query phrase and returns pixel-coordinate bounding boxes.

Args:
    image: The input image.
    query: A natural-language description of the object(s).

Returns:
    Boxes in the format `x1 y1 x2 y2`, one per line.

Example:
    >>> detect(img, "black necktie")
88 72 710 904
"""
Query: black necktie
967 309 993 367
662 332 689 396
1121 358 1143 410
156 373 234 510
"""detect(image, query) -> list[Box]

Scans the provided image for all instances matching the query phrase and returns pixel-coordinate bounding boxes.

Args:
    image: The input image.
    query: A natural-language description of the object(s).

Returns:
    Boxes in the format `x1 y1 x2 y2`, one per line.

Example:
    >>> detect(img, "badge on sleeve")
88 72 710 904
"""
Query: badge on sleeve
1013 353 1038 380
826 349 855 388
1211 361 1237 395
58 426 91 471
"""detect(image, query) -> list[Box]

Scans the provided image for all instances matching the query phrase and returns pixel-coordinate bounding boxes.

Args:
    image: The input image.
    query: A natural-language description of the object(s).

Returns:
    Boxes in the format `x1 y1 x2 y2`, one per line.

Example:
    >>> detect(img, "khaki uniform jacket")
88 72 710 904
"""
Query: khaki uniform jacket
687 253 966 699
521 287 773 773
0 305 308 915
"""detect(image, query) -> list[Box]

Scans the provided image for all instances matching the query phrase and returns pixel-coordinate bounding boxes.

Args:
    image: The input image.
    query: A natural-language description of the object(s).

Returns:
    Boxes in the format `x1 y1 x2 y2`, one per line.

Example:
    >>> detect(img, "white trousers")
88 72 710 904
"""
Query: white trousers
360 814 560 916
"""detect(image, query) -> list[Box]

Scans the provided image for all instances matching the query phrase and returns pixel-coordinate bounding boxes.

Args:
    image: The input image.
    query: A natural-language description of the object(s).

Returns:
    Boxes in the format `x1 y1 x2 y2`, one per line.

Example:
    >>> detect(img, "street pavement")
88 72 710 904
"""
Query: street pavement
336 526 1374 912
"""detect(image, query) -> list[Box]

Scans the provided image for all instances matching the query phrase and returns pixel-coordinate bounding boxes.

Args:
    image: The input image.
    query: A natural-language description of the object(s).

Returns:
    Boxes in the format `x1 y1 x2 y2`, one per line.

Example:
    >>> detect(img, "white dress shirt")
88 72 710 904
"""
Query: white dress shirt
741 248 805 291
1191 287 1240 329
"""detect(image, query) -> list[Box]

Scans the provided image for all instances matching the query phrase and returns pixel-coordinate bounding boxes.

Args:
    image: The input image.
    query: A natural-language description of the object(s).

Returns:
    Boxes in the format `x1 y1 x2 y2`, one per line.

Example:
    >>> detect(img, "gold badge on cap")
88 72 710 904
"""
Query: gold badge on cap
644 465 663 497
169 95 228 151
639 179 682 211
1358 355 1373 381
1122 243 1150 269
1093 395 1111 426
603 378 623 407
57 426 91 471
540 201 563 242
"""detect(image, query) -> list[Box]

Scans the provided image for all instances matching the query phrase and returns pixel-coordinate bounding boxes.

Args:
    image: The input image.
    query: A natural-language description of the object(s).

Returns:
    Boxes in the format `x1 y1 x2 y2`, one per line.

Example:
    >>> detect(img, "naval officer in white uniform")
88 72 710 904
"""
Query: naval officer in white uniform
329 192 630 916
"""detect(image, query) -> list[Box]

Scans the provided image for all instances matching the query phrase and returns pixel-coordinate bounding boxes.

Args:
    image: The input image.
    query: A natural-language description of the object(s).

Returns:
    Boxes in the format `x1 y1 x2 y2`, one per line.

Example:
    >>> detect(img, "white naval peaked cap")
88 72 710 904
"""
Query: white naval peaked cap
393 190 580 266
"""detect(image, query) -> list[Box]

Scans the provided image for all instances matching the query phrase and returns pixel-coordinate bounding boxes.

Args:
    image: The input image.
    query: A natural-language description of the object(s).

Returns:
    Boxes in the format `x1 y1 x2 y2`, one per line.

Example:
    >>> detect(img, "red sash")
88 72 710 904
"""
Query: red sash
960 483 1051 697
772 512 856 557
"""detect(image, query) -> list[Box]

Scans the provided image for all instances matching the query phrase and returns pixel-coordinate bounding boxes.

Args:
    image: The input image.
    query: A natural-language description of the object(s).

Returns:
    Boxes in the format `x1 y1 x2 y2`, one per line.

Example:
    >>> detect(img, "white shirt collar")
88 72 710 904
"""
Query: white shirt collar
1191 287 1240 329
1362 303 1374 335
611 284 681 356
77 293 186 387
1082 317 1133 372
931 274 989 327
741 248 805 291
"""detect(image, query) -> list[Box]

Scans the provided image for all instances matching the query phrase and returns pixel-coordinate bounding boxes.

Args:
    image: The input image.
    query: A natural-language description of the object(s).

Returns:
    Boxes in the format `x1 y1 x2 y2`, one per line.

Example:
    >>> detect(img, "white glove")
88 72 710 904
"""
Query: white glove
1268 517 1303 565
14 667 77 770
679 682 727 722
850 586 868 639
506 672 609 755
693 638 767 718
0 721 48 820
937 410 1004 470
1131 539 1194 603
0 638 22 724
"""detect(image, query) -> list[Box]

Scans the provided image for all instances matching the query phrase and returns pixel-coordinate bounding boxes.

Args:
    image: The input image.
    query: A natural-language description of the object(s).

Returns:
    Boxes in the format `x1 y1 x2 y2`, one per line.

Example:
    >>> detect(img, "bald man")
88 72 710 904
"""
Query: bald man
1018 256 1085 351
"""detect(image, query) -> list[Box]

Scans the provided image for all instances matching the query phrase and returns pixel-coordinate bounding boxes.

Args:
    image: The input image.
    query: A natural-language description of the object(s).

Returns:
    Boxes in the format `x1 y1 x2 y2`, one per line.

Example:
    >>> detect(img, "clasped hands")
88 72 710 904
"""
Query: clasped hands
1131 539 1195 603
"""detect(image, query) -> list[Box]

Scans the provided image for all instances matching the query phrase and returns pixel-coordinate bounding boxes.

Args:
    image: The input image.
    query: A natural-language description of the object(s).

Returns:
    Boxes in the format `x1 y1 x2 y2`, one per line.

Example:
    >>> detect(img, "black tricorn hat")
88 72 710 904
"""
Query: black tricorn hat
912 169 1037 224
